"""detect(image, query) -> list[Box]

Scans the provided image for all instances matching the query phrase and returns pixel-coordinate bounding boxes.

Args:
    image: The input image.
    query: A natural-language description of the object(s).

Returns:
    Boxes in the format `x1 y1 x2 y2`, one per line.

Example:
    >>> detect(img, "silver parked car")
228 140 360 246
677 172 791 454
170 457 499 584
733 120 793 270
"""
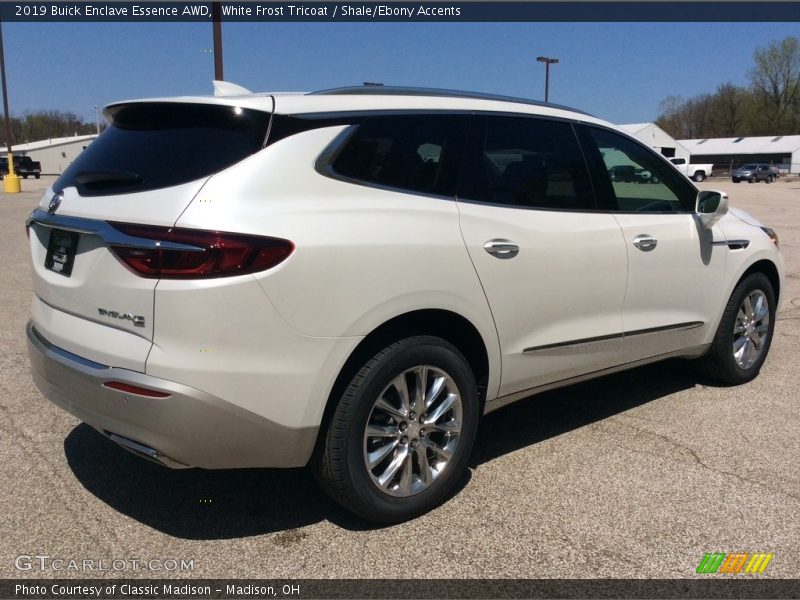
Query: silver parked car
732 163 776 183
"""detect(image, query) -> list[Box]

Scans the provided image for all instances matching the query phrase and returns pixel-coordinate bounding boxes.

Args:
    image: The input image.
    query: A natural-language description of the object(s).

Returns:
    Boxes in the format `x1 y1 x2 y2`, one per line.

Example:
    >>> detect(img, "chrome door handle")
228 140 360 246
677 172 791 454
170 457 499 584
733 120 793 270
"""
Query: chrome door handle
633 235 658 252
483 239 519 259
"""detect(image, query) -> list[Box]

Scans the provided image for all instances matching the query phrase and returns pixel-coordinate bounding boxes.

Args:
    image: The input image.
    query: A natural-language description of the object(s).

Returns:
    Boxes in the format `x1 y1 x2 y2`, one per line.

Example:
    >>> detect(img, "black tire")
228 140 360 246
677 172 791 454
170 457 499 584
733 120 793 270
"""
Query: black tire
22 175 28 179
748 177 755 183
313 335 479 523
35 174 40 179
697 272 776 385
693 172 706 182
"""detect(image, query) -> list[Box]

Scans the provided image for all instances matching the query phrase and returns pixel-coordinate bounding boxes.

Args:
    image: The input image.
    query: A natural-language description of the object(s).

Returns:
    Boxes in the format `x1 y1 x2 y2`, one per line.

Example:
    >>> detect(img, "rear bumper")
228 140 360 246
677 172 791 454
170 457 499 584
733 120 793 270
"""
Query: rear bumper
26 322 318 469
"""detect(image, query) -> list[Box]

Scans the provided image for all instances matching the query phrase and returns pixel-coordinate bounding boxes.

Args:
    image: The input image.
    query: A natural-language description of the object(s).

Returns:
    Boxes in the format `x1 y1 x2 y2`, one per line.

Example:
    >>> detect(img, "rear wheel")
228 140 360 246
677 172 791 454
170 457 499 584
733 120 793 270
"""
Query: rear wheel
693 171 706 182
697 273 776 385
314 336 479 523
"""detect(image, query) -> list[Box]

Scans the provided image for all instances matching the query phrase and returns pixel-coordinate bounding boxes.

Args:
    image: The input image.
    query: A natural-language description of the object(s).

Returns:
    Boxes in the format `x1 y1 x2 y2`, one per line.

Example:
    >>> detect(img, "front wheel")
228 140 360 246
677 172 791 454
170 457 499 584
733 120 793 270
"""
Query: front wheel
697 273 776 385
313 336 479 523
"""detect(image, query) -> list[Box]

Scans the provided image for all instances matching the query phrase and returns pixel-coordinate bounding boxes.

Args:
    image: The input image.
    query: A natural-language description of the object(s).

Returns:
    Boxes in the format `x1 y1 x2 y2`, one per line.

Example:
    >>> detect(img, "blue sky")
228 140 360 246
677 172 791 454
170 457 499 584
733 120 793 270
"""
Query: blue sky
4 21 798 125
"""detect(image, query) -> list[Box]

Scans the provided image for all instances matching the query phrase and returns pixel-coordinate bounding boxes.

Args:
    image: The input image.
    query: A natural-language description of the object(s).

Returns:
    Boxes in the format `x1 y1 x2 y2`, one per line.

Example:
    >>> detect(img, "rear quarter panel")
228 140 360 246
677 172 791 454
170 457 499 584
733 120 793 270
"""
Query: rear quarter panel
174 126 503 404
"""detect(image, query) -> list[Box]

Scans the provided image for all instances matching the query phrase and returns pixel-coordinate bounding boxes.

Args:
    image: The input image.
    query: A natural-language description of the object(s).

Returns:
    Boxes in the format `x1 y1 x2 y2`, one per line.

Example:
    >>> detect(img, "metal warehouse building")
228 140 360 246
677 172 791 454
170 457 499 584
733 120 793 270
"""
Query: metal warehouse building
619 123 692 162
679 135 800 175
2 134 97 175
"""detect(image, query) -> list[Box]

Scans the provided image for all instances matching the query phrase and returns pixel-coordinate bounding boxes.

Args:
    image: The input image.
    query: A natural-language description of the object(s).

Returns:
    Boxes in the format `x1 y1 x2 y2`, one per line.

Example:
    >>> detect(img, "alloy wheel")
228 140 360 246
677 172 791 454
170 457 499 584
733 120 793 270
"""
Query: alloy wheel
363 366 462 497
733 290 770 370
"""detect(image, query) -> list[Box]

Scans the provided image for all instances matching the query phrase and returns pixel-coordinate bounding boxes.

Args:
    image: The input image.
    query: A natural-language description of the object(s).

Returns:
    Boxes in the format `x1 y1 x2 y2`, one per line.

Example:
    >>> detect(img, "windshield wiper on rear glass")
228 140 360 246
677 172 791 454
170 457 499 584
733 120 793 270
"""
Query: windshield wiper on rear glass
74 170 143 186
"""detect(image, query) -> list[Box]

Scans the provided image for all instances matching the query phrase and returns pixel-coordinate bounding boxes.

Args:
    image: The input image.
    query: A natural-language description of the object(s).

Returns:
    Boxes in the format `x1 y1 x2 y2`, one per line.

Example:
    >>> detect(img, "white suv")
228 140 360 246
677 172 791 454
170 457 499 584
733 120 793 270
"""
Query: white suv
26 85 783 523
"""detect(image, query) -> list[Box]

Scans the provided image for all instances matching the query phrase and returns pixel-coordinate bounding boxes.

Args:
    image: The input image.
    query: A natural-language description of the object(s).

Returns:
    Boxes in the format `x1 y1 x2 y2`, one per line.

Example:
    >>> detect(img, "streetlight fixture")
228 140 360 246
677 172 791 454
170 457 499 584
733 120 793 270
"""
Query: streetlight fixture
536 56 559 103
94 105 100 135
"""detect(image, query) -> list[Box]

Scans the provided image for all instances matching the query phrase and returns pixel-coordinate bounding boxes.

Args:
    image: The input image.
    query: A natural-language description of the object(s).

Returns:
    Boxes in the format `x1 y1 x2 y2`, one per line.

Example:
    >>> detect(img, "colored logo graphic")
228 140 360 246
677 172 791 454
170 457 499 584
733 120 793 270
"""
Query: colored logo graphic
696 552 773 574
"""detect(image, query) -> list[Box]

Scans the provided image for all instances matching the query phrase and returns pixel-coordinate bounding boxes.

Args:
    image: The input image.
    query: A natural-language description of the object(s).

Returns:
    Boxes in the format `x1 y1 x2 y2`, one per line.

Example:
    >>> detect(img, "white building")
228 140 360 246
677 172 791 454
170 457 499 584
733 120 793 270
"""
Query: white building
618 123 691 162
2 134 97 175
679 135 800 174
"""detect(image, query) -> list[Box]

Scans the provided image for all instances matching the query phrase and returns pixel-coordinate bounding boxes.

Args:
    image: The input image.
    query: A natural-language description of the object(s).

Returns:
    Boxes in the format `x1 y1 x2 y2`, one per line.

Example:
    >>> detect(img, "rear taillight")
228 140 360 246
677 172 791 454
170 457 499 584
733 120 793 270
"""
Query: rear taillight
107 223 294 279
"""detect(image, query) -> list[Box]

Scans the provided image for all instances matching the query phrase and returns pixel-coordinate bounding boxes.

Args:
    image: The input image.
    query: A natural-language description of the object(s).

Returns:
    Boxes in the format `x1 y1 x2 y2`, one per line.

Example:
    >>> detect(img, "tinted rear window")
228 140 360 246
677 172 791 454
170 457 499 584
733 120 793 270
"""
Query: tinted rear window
55 103 270 196
328 115 468 197
459 116 595 210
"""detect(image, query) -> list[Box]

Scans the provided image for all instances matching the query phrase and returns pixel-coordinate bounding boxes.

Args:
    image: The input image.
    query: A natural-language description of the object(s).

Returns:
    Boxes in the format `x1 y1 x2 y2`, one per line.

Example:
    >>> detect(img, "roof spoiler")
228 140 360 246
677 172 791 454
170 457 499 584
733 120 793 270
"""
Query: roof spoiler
213 80 253 96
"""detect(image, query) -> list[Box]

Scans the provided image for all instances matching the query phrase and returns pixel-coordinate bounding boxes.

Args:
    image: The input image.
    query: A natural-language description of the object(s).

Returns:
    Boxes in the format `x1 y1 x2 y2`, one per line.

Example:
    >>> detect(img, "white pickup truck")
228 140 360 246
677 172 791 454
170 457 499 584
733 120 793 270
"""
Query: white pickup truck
669 157 713 182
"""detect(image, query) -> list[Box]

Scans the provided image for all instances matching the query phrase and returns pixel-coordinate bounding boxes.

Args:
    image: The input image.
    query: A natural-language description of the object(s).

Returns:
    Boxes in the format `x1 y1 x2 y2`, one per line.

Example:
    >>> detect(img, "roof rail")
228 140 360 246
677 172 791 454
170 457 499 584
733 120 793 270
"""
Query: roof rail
310 85 591 116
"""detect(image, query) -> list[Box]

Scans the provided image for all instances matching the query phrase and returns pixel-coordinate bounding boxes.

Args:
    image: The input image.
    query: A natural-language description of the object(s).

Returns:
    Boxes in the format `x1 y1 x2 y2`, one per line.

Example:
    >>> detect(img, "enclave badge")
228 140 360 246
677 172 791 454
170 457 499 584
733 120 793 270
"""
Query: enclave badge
47 192 63 215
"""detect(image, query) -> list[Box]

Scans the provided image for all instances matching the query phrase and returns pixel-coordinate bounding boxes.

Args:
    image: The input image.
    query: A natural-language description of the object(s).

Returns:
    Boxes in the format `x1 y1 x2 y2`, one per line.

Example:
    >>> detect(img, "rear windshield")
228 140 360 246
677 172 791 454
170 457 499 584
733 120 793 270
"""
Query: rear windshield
55 103 270 196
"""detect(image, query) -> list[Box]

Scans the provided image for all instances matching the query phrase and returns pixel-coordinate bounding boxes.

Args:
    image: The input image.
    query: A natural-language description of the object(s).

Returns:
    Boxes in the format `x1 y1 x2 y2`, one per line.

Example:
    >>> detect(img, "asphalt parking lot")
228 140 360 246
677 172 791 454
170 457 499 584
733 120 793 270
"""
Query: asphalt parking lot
1 175 798 580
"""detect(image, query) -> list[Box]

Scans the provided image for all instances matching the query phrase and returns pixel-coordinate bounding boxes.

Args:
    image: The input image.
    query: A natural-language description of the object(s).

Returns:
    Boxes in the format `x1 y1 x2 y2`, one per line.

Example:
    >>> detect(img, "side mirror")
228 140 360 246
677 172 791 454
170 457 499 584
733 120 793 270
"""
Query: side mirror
695 190 729 228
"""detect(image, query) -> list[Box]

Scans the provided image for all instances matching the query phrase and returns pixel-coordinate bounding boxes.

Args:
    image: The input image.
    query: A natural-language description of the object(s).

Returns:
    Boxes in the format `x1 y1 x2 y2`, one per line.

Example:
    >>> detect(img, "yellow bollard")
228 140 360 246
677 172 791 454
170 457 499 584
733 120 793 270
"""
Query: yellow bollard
3 152 21 193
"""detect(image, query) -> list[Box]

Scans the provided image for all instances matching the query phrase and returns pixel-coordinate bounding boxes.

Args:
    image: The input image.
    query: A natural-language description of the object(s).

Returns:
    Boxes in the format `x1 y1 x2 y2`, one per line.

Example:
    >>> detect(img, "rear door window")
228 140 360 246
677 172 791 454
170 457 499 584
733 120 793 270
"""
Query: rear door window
458 116 595 211
55 103 270 196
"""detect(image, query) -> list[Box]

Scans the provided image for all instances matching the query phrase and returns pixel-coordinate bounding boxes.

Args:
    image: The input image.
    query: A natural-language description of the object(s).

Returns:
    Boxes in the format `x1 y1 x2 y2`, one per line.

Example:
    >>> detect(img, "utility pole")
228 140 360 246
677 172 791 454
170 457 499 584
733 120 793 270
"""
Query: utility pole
536 56 559 103
0 19 20 193
212 2 223 80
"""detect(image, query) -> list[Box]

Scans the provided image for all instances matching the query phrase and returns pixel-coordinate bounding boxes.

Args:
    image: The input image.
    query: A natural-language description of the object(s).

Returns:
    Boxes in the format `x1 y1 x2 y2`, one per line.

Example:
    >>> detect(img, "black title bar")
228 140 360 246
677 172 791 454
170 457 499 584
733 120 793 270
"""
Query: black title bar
2 2 800 22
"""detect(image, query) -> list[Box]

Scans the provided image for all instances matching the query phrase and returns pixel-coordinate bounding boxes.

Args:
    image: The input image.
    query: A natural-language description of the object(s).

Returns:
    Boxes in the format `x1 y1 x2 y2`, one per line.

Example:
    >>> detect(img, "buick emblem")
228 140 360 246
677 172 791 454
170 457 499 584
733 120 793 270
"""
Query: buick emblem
47 193 63 215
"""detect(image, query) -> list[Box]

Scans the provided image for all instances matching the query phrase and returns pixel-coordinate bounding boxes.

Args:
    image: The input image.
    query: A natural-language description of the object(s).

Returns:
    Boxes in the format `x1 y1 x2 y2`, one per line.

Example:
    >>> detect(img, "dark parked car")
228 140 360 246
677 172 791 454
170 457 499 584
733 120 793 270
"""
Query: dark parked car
0 156 42 179
16 156 41 179
635 167 659 183
608 164 636 182
732 164 775 183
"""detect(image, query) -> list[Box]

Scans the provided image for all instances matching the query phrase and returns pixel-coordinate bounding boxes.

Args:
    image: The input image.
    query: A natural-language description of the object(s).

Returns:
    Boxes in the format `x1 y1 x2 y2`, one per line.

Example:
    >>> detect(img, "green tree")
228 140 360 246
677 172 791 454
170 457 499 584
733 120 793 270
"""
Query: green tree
749 36 800 133
0 111 96 146
657 36 800 138
708 83 753 137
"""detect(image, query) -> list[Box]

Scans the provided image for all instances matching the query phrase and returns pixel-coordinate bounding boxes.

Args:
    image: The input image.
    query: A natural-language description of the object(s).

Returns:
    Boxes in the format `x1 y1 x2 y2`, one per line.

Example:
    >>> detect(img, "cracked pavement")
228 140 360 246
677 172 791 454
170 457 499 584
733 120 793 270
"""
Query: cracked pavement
1 176 798 579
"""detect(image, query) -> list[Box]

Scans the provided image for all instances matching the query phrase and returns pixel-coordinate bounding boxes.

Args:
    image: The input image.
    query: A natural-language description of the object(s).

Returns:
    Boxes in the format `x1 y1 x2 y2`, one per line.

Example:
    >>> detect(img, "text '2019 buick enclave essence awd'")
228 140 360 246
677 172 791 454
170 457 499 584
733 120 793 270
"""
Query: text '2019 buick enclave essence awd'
26 84 783 522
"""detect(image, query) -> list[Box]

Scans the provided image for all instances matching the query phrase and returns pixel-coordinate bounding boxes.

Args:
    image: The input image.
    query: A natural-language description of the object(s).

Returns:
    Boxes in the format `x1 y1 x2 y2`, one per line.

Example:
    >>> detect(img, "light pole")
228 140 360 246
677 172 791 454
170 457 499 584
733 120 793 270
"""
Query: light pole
0 19 20 193
536 56 559 103
94 105 100 134
212 1 223 80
